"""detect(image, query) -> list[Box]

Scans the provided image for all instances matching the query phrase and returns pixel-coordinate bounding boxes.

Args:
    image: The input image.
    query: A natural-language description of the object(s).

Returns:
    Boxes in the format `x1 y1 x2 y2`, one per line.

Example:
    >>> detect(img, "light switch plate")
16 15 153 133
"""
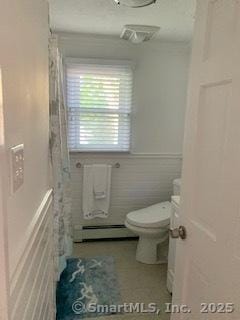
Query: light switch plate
10 144 24 193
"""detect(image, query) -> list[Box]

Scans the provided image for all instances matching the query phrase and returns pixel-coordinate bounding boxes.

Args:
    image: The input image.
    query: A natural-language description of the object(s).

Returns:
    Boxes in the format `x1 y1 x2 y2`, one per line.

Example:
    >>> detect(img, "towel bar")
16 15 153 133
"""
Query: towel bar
76 162 120 169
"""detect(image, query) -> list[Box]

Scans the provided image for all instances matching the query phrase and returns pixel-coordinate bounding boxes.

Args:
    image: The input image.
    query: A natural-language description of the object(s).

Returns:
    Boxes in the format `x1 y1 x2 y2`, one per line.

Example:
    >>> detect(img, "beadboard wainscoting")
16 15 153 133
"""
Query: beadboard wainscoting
9 190 55 320
70 153 182 241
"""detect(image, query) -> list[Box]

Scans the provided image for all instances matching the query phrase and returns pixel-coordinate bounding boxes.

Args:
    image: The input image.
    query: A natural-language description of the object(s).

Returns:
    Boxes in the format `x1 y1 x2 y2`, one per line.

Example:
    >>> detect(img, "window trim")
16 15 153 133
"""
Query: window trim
65 57 135 153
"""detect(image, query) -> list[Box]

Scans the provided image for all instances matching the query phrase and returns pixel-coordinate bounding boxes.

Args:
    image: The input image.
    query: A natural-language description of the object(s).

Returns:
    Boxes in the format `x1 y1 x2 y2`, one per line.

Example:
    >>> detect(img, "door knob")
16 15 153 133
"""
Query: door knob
169 226 187 240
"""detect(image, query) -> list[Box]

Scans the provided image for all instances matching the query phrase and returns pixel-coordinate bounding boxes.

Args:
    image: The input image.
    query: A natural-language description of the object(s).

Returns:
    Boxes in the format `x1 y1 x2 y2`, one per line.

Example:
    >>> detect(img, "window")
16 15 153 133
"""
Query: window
66 59 133 152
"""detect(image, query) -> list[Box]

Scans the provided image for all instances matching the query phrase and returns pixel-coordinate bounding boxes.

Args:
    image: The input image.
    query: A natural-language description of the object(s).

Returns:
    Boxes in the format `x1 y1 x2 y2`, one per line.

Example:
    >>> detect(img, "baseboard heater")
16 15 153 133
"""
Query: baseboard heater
73 224 136 242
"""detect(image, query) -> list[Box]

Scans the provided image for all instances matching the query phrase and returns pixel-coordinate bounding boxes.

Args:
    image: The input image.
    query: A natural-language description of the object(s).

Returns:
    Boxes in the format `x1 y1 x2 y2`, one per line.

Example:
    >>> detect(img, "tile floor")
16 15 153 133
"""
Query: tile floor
73 240 172 320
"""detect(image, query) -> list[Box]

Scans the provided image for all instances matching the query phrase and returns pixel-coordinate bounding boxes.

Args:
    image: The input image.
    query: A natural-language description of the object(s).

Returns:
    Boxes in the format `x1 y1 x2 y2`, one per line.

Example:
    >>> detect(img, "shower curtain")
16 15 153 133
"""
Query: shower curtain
49 36 73 280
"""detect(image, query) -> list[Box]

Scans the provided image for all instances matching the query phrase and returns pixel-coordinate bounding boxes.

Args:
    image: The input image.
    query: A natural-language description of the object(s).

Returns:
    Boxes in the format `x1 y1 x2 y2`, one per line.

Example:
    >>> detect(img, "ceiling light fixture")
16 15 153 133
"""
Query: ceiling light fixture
114 0 157 8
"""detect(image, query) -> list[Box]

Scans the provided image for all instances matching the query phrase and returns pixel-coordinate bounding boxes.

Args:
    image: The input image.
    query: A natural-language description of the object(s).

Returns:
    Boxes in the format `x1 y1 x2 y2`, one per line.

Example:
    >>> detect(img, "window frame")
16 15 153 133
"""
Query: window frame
65 58 134 153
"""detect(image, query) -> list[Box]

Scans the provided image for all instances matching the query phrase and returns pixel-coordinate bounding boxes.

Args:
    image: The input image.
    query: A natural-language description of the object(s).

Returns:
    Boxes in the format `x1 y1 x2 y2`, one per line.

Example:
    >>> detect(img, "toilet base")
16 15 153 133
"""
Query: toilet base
136 235 168 264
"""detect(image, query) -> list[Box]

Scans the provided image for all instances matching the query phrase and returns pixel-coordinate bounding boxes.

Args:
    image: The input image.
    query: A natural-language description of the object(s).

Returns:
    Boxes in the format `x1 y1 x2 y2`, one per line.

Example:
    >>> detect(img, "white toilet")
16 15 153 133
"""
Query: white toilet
125 179 181 264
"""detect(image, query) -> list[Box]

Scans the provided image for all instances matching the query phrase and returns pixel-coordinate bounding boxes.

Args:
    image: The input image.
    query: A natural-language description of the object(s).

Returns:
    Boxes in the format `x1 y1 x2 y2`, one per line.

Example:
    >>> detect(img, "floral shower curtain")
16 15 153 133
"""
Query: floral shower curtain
49 36 73 279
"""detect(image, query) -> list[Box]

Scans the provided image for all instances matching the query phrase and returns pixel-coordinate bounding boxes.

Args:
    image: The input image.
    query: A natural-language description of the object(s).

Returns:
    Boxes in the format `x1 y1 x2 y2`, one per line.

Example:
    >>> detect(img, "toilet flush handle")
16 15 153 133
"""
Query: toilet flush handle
169 226 187 240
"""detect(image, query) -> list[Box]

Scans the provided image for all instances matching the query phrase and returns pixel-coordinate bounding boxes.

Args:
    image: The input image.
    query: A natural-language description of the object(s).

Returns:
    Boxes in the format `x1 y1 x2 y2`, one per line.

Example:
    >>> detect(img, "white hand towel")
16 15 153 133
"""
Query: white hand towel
93 164 110 199
82 164 112 220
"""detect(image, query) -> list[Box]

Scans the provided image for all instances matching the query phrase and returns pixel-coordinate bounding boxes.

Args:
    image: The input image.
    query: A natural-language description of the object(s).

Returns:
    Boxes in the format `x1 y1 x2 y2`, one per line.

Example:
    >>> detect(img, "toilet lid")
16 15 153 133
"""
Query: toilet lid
126 201 171 228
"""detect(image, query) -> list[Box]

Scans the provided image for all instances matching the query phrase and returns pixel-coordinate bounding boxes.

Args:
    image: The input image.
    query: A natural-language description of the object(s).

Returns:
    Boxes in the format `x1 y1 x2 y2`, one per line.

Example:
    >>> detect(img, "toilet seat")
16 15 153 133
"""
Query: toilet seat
126 201 171 229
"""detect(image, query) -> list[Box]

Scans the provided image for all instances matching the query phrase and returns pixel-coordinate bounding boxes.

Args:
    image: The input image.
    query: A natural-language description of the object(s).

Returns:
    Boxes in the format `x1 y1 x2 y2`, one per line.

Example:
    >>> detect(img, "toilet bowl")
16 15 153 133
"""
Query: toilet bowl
125 201 171 264
125 178 181 264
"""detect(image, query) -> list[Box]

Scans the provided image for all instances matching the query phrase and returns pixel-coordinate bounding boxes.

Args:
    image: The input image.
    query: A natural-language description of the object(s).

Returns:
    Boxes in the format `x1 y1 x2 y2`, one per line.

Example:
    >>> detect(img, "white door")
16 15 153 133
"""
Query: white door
171 0 240 319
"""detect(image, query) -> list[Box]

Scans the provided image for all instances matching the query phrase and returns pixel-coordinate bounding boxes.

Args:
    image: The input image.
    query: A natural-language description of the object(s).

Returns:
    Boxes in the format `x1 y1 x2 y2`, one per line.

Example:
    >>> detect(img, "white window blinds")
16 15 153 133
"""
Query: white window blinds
66 59 133 152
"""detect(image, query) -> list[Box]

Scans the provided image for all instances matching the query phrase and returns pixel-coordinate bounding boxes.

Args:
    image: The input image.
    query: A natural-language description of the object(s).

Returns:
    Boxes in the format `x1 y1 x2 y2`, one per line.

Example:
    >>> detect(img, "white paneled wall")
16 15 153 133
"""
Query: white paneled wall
9 191 55 320
70 153 182 232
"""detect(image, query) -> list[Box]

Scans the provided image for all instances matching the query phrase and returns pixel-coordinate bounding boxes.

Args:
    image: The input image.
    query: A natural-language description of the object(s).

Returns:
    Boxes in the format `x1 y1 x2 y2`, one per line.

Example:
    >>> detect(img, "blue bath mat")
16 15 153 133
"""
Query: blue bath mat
56 256 122 319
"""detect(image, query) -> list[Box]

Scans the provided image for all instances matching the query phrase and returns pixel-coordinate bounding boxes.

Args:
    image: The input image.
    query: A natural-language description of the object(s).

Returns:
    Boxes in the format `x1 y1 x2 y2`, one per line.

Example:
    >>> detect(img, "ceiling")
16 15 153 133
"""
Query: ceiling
49 0 196 42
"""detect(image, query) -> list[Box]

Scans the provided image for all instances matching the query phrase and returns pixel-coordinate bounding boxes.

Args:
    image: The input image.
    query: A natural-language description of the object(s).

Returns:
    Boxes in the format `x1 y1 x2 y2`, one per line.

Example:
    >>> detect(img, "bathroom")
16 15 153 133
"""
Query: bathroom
51 1 193 319
2 0 240 319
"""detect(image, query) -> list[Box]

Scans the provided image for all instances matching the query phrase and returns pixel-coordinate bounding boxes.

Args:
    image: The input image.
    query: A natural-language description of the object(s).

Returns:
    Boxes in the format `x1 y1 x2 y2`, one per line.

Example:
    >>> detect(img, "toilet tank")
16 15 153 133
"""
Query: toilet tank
173 179 181 195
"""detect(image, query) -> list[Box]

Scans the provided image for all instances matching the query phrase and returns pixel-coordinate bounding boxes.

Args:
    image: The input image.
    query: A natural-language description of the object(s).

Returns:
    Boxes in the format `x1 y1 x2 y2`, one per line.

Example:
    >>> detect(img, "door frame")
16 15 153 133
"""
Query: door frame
0 66 10 320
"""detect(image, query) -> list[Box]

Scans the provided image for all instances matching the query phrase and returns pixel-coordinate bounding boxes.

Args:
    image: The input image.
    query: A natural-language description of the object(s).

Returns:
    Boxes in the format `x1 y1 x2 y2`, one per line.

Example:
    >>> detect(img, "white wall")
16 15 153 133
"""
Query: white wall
71 153 182 232
57 32 190 154
56 33 189 233
0 0 51 281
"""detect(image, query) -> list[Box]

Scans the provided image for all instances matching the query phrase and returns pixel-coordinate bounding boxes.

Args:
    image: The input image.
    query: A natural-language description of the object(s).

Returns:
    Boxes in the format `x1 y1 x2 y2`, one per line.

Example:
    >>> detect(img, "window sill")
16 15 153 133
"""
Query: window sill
69 150 131 155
